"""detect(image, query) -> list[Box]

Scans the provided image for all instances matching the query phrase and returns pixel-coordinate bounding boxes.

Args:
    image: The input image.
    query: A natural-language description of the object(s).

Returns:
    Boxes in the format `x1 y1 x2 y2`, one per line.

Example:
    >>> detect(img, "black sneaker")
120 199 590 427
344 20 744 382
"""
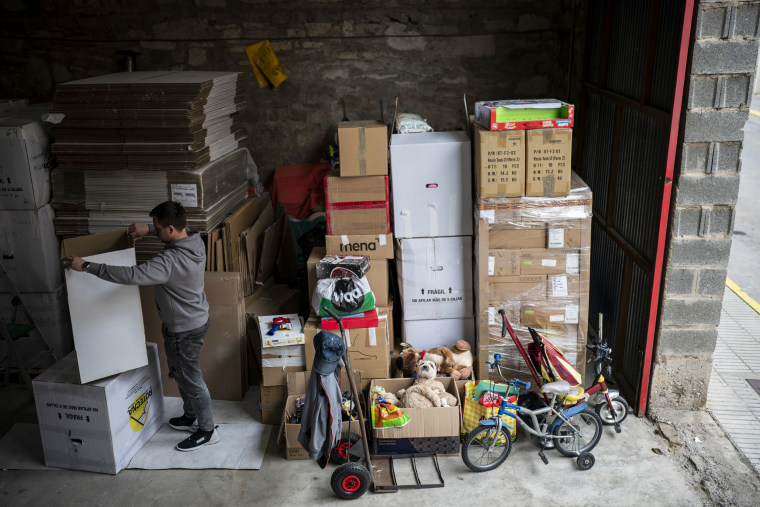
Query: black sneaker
168 415 199 432
176 427 221 452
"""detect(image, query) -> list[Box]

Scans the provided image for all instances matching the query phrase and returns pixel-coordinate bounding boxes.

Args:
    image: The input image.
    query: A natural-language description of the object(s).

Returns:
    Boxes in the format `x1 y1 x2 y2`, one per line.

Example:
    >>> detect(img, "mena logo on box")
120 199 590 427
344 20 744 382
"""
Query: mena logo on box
339 241 377 253
128 387 153 432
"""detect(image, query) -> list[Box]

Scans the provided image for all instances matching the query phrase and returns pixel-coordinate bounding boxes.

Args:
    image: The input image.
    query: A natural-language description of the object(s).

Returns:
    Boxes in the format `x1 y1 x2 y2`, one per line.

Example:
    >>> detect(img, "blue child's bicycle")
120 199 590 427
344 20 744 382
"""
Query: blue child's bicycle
461 353 603 472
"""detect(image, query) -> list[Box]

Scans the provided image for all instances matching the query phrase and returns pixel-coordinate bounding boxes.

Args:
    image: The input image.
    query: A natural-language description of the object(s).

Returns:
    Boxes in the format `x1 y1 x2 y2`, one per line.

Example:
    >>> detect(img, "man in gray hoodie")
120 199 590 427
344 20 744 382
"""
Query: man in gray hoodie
64 201 219 452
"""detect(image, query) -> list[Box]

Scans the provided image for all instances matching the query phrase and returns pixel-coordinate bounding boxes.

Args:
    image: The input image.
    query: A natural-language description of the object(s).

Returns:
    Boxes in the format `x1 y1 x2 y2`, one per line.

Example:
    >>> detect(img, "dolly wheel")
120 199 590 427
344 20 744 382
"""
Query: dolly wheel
331 463 370 499
577 452 595 471
330 431 361 464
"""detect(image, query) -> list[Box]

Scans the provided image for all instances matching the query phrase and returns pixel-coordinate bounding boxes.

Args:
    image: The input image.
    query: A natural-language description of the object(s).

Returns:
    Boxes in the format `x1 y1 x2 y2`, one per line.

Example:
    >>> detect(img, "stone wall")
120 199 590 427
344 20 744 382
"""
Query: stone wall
649 0 760 413
0 0 585 180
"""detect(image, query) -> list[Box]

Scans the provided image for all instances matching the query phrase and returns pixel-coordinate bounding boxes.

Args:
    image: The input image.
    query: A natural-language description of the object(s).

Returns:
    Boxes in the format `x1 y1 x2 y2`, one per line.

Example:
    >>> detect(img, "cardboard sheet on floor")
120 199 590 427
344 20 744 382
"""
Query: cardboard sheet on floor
0 389 271 471
65 247 147 383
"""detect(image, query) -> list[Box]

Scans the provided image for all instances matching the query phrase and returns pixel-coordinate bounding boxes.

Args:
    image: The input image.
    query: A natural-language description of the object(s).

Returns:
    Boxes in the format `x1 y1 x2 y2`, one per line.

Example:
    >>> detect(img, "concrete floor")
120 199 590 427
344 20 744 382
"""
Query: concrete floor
1 382 759 506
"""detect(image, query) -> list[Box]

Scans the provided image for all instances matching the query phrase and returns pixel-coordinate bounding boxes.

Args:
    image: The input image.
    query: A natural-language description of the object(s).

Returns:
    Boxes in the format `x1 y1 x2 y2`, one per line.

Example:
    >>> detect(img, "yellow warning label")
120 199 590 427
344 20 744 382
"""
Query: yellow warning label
128 388 153 432
245 40 287 88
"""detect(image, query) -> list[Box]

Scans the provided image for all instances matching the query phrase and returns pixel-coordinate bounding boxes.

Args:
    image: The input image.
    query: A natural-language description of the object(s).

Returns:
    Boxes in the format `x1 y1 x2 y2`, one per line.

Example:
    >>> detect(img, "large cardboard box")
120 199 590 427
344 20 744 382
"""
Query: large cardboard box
62 230 148 384
473 123 525 198
390 131 472 238
487 224 584 250
0 104 53 210
142 271 247 400
369 377 461 455
338 120 388 177
0 205 62 293
325 176 390 235
307 247 389 308
488 248 581 277
325 232 394 260
525 128 572 197
396 236 473 320
304 309 391 380
0 285 73 362
261 345 305 386
401 317 475 351
32 342 164 474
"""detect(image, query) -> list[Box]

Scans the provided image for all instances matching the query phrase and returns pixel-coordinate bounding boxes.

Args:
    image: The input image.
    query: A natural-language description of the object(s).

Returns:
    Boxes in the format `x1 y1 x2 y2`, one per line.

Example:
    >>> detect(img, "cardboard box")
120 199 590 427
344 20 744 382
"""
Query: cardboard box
369 377 461 455
0 205 62 293
526 128 572 197
261 345 305 386
61 230 148 384
401 317 475 351
338 120 388 177
474 99 574 131
486 225 585 250
0 285 73 362
307 247 389 308
325 232 394 259
260 384 288 425
32 342 164 474
304 309 391 380
142 271 247 400
489 276 548 302
390 131 472 238
488 248 579 277
520 303 580 328
0 104 53 210
473 123 525 198
325 176 390 235
261 403 285 425
396 236 473 320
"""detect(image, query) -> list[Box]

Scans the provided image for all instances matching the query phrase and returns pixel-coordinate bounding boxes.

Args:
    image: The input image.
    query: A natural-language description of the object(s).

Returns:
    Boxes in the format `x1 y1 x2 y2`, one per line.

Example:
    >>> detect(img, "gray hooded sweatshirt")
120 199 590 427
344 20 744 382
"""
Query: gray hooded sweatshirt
87 229 209 333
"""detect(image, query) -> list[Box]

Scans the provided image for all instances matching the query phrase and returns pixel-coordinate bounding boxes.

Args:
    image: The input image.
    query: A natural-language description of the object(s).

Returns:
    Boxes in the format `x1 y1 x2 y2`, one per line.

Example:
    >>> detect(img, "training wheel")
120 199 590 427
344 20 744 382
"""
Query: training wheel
331 462 371 499
577 451 595 471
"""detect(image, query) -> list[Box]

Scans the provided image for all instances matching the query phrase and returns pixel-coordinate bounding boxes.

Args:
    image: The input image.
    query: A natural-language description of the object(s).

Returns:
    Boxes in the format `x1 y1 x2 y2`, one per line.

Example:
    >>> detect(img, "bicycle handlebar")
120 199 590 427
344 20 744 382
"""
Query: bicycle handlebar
488 354 530 390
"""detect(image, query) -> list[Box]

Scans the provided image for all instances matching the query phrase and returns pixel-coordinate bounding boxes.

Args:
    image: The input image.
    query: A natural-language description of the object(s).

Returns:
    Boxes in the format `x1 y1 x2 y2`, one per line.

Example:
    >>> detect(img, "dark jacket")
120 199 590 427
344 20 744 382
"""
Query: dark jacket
297 367 343 468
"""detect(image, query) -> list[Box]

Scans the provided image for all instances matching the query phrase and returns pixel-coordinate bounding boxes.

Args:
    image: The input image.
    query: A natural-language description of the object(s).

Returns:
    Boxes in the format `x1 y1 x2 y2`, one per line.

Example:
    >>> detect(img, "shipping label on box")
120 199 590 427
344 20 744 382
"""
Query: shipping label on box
32 343 164 474
0 108 53 210
325 233 394 259
396 236 474 320
258 314 304 348
474 124 525 198
338 120 389 177
526 128 572 197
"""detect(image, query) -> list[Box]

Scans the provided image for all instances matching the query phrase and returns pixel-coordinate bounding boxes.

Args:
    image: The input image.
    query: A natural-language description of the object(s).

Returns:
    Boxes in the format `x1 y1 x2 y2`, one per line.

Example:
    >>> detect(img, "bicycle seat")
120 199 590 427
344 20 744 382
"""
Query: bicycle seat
541 380 571 395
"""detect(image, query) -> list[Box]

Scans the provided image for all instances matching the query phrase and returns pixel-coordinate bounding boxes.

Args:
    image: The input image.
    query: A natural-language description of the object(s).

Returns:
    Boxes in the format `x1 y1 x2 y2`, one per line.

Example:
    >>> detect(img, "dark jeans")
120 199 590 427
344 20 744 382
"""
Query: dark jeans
162 320 214 432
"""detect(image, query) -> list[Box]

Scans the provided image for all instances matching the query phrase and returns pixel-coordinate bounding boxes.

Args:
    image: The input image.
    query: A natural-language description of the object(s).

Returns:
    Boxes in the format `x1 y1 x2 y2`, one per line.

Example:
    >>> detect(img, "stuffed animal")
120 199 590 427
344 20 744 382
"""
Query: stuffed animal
370 385 400 406
396 360 459 408
397 340 474 381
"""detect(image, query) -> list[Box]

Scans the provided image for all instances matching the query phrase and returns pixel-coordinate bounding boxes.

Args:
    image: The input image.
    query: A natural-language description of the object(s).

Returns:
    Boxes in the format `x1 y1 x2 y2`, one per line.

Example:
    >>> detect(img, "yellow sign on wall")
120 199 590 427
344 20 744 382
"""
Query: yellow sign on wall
245 40 287 88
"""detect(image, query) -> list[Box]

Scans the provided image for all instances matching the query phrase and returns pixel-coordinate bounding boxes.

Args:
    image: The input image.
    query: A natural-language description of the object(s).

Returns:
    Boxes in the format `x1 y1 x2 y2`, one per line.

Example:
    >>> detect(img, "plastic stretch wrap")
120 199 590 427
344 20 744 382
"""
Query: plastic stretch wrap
474 172 592 385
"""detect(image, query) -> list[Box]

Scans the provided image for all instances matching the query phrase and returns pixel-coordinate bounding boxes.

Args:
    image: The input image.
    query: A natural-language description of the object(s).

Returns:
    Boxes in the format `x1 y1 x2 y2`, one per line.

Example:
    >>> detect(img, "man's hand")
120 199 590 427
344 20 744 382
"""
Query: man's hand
128 223 149 240
63 256 86 272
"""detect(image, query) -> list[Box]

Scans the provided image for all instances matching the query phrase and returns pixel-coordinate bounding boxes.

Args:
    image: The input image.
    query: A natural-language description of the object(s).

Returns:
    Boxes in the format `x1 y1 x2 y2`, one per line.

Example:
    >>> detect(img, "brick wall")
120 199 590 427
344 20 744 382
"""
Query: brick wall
0 1 585 180
649 0 760 412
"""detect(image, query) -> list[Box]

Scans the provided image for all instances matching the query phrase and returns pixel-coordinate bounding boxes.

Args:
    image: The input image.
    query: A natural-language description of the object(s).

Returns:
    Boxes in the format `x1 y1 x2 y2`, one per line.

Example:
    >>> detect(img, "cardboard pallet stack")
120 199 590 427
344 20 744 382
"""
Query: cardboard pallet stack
48 71 251 262
0 102 73 363
390 129 475 350
472 99 591 384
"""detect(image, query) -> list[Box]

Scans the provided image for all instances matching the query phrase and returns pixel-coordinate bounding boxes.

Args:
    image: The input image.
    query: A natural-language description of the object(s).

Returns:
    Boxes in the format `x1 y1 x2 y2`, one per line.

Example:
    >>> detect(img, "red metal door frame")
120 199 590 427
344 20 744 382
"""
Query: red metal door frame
638 0 695 415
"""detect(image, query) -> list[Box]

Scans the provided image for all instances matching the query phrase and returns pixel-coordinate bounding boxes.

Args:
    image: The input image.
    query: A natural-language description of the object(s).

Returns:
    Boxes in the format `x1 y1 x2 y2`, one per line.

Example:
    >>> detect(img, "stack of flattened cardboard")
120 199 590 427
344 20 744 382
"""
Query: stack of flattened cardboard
48 71 251 262
474 172 592 383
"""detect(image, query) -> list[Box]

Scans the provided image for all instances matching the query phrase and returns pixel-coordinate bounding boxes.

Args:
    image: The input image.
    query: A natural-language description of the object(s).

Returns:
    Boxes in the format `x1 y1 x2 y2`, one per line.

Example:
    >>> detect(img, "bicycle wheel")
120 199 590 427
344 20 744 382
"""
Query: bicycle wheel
596 396 629 426
552 409 602 457
461 424 512 472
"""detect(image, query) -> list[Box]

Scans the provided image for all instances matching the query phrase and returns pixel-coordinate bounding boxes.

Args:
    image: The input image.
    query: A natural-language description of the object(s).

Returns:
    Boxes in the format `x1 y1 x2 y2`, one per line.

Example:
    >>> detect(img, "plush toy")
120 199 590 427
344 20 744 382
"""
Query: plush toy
396 360 459 408
370 385 400 406
397 341 474 381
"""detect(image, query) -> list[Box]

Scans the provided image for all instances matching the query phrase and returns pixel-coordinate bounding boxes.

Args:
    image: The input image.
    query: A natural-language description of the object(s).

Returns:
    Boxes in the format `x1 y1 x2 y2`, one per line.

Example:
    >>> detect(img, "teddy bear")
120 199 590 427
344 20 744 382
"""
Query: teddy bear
396 360 459 408
397 340 474 380
370 385 400 406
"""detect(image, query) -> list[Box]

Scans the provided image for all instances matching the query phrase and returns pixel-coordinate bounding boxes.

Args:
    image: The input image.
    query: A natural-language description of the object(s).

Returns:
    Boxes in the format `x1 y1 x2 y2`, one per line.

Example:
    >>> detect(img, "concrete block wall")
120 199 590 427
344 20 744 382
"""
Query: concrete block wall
649 0 760 413
0 1 586 180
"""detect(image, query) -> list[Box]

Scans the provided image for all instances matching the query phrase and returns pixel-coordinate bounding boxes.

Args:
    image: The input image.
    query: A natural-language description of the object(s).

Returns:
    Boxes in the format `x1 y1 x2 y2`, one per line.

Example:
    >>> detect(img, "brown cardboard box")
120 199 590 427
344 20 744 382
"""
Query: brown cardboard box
487 223 585 250
261 403 285 425
488 248 583 277
304 309 391 380
325 232 394 259
307 247 389 307
325 176 390 235
142 271 246 401
520 302 580 328
526 128 572 197
338 120 388 177
261 384 287 405
369 377 461 455
473 123 525 198
489 276 548 302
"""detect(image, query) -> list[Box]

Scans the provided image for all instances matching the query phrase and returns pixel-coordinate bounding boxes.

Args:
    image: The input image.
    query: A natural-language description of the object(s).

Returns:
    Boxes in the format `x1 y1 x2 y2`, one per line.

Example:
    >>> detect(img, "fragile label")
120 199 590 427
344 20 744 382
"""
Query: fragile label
171 184 198 207
548 229 564 248
488 256 495 275
551 276 568 297
541 259 557 267
566 253 580 274
565 304 579 324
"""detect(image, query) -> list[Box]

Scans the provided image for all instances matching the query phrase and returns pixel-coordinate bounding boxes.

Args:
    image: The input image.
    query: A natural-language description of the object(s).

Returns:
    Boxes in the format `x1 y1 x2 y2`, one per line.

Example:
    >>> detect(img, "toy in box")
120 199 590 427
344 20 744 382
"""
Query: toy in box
258 314 305 347
475 99 574 131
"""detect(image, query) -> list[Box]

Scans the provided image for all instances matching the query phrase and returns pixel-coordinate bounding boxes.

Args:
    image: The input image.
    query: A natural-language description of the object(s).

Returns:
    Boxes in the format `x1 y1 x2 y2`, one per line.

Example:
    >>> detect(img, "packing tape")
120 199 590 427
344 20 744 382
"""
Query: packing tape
488 256 495 275
341 235 350 245
343 328 351 348
358 127 367 176
369 327 376 346
428 204 438 237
